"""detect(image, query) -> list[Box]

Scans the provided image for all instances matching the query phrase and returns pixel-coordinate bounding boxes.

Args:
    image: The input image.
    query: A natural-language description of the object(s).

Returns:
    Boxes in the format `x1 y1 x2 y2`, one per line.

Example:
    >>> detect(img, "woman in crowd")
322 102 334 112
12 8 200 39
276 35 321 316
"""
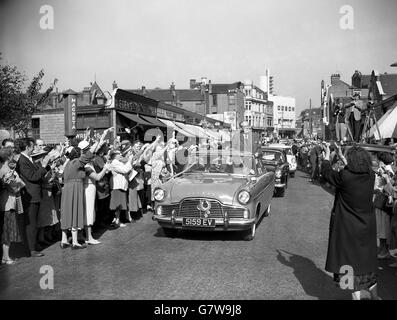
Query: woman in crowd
0 147 25 264
126 141 143 222
83 130 111 244
374 152 394 259
92 144 112 227
321 143 378 300
108 149 134 228
84 154 109 244
60 142 97 249
35 148 59 248
149 137 173 201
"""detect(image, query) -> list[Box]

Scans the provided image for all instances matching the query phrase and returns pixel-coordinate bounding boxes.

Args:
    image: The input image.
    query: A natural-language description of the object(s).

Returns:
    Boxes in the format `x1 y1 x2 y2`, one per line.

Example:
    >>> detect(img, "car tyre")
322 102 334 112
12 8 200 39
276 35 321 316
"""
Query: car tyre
163 228 178 238
276 187 285 197
243 222 256 241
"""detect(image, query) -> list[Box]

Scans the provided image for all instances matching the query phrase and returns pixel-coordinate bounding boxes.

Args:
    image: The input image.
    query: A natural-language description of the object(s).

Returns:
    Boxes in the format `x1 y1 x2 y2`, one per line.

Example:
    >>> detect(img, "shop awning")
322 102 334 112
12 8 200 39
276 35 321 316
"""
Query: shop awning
158 119 195 138
140 115 166 127
118 112 153 126
176 123 210 139
206 129 221 140
368 102 397 140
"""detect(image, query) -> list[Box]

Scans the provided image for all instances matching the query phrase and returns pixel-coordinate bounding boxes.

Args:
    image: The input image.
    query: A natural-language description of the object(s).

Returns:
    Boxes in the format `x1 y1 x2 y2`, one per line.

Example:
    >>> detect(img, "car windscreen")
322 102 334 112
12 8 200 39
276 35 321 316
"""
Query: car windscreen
261 150 283 163
183 154 257 175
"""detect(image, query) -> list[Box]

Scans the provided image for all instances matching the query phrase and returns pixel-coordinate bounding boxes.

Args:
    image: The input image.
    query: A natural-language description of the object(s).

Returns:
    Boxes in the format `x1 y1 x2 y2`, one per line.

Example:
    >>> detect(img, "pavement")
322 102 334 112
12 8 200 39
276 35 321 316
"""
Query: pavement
1 169 396 300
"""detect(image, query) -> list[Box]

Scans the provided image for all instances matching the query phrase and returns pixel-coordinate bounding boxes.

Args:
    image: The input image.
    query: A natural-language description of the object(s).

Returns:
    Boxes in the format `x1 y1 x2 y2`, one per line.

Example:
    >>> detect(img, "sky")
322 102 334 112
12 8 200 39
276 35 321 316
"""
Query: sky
1 0 397 113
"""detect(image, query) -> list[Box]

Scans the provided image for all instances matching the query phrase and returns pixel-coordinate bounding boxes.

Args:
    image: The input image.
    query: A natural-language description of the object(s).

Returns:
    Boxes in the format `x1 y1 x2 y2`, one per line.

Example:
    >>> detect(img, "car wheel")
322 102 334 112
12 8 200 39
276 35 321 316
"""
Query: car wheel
276 187 285 197
163 228 178 238
243 222 256 241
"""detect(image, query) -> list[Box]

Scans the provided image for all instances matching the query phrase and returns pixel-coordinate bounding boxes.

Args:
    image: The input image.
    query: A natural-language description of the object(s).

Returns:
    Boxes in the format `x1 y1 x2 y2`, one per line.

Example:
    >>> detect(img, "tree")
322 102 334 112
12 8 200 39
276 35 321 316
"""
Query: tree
0 53 56 137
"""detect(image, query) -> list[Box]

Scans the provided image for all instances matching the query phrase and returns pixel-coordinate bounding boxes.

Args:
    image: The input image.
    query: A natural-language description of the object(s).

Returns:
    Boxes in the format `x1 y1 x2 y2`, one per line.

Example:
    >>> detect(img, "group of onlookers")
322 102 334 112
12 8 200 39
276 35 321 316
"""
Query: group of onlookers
0 128 210 262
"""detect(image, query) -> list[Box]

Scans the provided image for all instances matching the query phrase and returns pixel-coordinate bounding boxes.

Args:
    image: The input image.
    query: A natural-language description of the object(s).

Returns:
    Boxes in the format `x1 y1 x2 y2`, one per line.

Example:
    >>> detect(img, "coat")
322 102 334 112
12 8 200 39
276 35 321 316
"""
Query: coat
321 160 377 275
16 153 48 204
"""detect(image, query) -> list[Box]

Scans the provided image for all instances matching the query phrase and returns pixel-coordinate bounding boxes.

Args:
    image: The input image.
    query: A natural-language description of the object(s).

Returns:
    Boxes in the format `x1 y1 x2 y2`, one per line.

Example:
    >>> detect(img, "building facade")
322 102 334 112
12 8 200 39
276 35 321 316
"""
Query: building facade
268 95 296 138
243 80 273 132
299 108 322 139
31 81 230 144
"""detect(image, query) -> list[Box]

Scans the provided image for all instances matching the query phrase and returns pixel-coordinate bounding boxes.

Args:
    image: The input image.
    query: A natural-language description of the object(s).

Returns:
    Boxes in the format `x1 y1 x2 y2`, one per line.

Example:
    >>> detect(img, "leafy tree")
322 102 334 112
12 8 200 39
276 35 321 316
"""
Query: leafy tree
0 53 56 137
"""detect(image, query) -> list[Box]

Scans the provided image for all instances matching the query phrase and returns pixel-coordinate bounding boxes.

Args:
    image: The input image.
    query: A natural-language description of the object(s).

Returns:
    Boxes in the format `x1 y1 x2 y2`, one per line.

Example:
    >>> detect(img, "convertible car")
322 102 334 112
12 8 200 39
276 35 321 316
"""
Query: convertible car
152 150 275 240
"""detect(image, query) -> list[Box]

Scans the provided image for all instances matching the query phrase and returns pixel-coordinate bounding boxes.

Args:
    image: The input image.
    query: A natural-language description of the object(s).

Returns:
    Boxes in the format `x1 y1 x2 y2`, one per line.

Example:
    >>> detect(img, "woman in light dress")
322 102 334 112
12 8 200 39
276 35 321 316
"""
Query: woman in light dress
84 161 109 244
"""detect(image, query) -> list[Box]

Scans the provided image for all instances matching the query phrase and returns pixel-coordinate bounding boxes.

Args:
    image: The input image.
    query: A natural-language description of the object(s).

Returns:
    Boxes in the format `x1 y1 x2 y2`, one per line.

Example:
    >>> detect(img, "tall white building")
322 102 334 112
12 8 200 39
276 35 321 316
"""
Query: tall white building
259 69 296 138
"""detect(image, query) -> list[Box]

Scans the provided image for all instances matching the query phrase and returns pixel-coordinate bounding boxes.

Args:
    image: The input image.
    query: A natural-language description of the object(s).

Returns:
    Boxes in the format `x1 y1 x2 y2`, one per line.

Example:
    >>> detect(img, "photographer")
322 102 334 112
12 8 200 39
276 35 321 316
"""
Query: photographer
347 92 364 142
333 100 347 142
321 143 378 300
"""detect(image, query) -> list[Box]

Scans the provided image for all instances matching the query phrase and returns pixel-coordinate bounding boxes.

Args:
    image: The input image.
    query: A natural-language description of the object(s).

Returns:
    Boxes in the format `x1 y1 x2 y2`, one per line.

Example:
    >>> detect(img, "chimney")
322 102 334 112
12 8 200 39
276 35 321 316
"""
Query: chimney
170 82 176 91
351 70 362 88
208 80 212 94
190 79 197 89
330 73 341 85
201 77 208 85
112 81 118 90
141 86 147 95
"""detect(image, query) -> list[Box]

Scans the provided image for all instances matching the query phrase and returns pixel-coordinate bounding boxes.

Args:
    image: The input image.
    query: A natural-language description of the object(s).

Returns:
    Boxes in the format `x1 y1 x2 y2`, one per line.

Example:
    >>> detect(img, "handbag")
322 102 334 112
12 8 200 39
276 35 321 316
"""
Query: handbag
373 190 388 210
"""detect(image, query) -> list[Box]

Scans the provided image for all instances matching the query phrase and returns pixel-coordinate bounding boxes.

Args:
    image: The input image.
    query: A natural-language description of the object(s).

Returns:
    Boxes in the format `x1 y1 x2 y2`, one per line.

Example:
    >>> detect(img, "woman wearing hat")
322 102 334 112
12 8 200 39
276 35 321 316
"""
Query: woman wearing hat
60 141 98 249
108 149 134 228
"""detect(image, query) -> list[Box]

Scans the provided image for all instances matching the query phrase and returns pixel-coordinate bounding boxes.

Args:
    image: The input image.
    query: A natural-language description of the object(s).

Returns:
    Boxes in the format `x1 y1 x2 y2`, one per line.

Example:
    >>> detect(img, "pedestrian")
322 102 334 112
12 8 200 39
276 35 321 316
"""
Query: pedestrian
60 142 96 250
374 152 394 259
16 138 51 257
0 147 25 265
321 143 378 300
35 149 59 249
108 149 134 228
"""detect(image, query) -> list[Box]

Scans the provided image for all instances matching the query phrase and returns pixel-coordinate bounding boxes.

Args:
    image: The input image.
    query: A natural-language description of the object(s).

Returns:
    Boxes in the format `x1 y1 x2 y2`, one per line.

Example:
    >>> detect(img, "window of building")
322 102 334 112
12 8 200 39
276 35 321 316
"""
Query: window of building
278 106 280 111
31 118 40 140
229 95 235 105
288 107 291 112
212 95 217 106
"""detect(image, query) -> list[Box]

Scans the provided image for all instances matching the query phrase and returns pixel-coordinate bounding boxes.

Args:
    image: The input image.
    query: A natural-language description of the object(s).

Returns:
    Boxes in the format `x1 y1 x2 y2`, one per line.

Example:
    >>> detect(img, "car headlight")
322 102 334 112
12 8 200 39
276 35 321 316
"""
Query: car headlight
275 169 282 178
238 190 251 204
153 188 165 202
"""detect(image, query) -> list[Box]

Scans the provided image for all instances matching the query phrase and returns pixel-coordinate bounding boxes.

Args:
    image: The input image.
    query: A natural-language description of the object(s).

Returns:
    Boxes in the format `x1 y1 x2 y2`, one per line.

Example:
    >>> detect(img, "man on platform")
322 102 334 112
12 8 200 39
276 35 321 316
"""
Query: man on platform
348 92 364 142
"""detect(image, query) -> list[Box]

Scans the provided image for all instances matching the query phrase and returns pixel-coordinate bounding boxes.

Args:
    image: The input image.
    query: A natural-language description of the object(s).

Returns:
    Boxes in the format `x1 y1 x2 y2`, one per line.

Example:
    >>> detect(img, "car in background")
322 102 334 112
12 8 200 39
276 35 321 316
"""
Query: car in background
152 150 275 241
267 144 297 177
260 147 290 197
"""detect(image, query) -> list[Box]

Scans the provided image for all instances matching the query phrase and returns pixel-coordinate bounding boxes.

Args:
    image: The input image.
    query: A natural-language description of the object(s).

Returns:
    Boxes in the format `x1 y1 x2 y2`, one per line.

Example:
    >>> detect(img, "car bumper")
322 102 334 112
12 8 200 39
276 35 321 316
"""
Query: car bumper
152 216 255 231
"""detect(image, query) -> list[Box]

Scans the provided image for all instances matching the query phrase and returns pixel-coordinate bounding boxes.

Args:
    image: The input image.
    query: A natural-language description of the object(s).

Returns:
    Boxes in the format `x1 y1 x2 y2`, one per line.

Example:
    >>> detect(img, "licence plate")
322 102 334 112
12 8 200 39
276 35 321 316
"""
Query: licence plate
182 218 216 228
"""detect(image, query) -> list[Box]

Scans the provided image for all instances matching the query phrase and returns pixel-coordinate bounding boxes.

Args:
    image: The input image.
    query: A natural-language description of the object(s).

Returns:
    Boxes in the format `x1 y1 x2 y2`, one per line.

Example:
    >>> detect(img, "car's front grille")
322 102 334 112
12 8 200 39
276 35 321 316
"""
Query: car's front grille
178 199 224 219
161 204 180 216
161 200 246 219
223 206 245 219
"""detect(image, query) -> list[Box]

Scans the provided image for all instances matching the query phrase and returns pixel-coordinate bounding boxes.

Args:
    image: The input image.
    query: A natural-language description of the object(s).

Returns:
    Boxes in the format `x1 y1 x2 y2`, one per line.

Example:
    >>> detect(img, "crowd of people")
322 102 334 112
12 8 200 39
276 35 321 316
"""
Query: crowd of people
0 128 219 263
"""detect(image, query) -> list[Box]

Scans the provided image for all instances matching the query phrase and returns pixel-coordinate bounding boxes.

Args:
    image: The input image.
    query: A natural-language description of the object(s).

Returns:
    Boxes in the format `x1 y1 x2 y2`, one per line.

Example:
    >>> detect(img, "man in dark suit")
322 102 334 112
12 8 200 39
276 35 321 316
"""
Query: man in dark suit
16 138 51 257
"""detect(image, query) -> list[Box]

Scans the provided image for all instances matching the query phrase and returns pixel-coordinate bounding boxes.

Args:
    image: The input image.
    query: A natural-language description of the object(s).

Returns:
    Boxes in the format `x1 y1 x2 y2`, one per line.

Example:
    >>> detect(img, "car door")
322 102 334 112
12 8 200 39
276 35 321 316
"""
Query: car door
281 152 289 183
249 159 273 216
